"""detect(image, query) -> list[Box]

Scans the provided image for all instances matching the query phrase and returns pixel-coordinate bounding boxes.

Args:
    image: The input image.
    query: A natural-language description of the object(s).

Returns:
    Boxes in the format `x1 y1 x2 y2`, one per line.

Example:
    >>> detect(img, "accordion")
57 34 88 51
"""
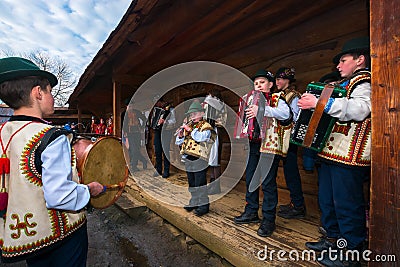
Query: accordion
150 106 170 130
180 120 215 161
234 90 266 142
290 82 346 151
203 94 227 127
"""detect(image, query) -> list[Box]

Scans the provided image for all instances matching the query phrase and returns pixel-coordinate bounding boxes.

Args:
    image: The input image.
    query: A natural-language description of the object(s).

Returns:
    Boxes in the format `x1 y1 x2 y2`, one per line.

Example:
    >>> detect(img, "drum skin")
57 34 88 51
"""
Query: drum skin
74 137 128 209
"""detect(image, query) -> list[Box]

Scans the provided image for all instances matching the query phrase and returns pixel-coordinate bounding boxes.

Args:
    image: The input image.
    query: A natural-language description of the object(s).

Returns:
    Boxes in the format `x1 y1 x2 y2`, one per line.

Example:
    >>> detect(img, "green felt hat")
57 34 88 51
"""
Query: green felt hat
185 101 204 115
0 57 58 87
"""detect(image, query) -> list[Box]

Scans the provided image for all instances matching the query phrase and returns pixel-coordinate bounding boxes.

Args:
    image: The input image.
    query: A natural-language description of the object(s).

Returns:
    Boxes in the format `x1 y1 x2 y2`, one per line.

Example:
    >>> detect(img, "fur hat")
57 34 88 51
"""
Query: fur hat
252 69 275 82
275 67 296 82
333 36 370 64
0 57 58 87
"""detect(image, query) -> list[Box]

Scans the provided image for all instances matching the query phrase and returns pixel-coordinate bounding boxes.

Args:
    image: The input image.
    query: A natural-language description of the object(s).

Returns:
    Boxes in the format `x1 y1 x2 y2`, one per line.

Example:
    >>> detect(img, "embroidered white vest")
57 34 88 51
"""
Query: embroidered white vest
0 122 86 260
318 71 371 166
180 120 216 161
260 92 292 157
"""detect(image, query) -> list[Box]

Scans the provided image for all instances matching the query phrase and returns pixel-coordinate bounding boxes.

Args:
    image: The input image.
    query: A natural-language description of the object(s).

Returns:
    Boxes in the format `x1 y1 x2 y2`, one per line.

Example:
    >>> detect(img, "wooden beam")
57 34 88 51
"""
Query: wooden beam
77 107 83 132
112 0 229 74
113 81 122 137
369 0 400 264
45 114 92 119
112 74 145 85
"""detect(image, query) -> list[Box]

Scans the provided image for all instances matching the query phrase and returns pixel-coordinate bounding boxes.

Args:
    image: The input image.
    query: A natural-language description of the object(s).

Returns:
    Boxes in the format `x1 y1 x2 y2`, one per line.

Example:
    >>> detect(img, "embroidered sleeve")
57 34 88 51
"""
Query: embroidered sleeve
324 98 335 113
327 82 371 121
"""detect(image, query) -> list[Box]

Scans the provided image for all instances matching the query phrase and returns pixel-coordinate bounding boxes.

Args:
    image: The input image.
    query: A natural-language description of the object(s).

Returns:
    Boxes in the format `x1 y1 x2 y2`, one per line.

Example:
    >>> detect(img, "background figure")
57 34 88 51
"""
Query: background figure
150 97 176 178
105 116 113 135
274 67 306 220
204 89 225 195
126 104 147 172
96 117 106 134
90 116 97 133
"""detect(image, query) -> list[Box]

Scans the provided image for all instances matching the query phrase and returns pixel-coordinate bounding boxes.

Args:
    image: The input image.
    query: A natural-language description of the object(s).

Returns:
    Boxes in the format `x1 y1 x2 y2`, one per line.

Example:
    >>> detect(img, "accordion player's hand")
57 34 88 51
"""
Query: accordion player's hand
245 105 258 119
298 93 317 109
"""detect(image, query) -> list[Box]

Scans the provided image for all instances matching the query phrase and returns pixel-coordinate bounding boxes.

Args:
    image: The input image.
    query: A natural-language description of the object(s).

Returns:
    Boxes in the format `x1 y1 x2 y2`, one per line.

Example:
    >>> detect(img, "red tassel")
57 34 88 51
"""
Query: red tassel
0 154 10 175
0 191 7 211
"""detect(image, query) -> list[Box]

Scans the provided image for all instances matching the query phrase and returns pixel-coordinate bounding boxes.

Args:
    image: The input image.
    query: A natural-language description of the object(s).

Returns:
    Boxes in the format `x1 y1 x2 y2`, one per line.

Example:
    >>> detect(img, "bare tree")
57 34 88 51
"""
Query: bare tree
25 51 77 107
1 49 77 107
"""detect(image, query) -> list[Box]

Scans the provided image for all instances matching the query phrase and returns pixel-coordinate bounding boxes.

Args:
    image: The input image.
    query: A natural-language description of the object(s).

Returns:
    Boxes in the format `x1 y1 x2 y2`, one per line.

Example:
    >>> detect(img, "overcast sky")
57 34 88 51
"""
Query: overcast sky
0 0 132 77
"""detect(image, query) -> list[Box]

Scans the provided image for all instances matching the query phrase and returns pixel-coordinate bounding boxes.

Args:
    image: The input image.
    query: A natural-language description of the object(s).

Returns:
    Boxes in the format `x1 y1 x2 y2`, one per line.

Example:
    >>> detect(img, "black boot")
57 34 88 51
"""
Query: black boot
277 203 306 219
233 211 260 224
184 188 198 212
305 237 336 252
257 219 276 237
194 204 209 216
162 168 170 178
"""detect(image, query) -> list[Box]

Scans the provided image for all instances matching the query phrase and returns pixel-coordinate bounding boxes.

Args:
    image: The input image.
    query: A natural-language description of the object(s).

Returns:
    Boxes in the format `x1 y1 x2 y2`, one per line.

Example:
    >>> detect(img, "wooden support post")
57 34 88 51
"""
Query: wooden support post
113 81 122 137
369 1 400 264
77 106 83 133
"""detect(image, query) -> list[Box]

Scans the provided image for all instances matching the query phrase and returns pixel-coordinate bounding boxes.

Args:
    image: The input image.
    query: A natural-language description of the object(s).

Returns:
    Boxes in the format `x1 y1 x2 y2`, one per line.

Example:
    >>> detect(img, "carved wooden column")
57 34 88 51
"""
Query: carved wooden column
113 80 122 137
369 1 400 264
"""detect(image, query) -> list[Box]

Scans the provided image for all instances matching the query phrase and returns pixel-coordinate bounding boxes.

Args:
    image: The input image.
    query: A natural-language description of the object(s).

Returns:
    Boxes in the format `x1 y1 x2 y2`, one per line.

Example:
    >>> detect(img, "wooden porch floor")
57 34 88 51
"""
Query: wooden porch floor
123 169 321 266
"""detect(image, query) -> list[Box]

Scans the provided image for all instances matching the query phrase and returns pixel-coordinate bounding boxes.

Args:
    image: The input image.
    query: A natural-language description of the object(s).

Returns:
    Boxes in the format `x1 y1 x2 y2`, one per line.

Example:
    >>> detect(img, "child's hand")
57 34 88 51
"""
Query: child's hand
245 105 258 119
182 124 192 132
298 93 318 109
87 182 105 197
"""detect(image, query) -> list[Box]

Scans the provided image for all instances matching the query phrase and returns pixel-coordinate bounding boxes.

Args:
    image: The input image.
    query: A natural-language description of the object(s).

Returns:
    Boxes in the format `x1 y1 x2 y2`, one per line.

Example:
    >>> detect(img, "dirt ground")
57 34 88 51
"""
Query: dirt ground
0 194 229 267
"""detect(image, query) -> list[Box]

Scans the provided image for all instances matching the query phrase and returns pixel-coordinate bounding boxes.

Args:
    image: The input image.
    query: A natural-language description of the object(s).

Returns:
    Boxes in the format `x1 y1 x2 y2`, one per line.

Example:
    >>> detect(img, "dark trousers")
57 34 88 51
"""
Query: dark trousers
244 142 261 214
260 153 281 222
128 132 146 168
244 142 280 222
153 129 172 174
283 144 305 207
26 224 88 267
318 162 368 249
185 158 209 208
302 147 318 171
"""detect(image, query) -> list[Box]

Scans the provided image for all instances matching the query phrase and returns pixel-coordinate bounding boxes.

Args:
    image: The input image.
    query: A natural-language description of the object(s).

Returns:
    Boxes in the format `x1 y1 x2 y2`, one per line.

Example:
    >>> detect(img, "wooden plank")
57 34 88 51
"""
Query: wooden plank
124 172 320 266
369 0 400 264
113 0 227 74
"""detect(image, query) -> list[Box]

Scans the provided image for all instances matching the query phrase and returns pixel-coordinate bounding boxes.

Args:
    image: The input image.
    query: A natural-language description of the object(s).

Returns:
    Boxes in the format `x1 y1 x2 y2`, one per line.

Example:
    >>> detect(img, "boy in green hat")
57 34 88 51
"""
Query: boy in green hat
0 57 104 265
175 100 215 216
299 36 371 266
